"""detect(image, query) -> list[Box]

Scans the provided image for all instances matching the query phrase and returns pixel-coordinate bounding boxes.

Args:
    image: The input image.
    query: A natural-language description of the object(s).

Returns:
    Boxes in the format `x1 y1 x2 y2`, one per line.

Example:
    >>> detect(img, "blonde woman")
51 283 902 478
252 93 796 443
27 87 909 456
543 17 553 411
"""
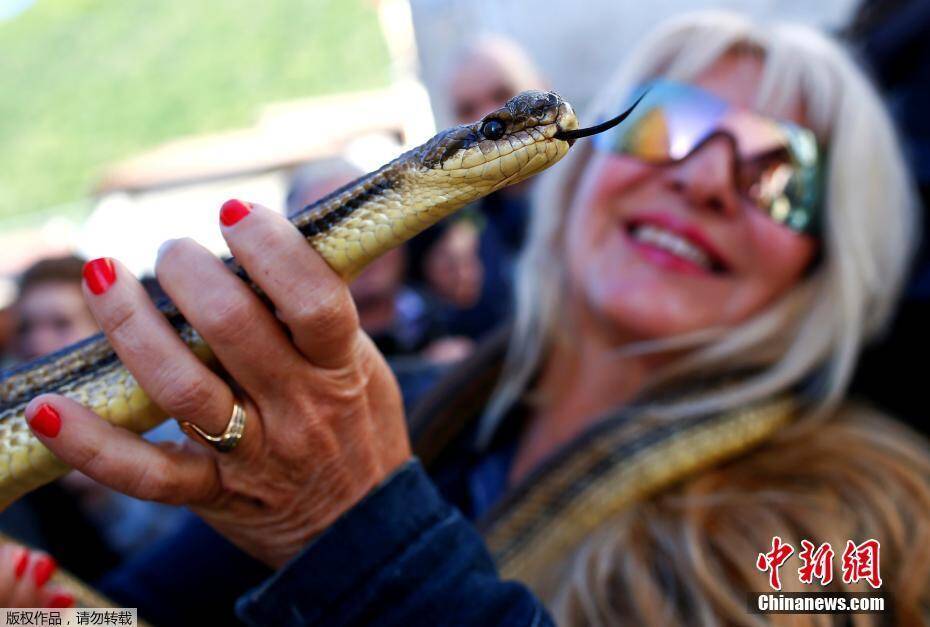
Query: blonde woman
16 11 930 626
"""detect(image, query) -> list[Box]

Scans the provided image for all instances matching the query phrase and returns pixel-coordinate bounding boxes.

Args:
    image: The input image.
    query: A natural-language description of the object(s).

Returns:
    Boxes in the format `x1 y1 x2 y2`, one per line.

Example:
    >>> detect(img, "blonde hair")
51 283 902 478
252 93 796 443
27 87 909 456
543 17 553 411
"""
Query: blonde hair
481 11 918 444
555 407 930 625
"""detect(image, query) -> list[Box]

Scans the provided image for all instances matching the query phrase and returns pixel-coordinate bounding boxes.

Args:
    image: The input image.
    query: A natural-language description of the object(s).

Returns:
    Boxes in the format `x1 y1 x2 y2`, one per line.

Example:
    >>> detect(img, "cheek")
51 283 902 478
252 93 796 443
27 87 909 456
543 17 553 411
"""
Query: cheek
736 211 817 309
565 155 653 269
582 154 655 210
706 211 816 327
564 157 721 338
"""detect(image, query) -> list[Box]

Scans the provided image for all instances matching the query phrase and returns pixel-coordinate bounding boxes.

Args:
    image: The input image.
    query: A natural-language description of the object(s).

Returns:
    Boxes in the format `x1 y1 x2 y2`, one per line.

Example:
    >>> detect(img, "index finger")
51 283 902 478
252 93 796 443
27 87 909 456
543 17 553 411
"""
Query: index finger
219 201 361 369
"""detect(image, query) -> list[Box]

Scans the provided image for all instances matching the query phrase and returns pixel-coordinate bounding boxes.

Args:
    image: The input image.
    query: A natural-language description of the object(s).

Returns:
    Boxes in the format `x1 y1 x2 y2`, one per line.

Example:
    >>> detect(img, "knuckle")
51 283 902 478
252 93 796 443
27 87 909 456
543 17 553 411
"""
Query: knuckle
154 368 220 420
99 298 138 344
129 459 181 503
288 287 356 336
198 296 255 346
154 238 194 280
236 222 282 270
265 404 327 457
72 438 108 477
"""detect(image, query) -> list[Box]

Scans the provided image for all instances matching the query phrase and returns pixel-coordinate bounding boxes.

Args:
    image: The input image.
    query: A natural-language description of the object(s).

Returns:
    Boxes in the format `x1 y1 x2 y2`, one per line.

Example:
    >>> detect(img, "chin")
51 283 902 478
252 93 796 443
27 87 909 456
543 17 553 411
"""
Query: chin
593 299 709 342
578 266 725 343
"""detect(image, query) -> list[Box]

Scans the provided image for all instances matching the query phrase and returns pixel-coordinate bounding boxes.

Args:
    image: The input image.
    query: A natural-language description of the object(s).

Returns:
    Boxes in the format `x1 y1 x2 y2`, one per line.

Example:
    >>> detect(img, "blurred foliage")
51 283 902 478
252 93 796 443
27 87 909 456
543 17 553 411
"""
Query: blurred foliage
0 0 391 219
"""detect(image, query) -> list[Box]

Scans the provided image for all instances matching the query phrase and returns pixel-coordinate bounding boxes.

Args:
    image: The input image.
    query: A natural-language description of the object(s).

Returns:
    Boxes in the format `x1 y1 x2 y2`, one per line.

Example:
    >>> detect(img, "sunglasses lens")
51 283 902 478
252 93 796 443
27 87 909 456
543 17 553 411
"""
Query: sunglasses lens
741 157 801 221
603 81 726 160
595 80 822 236
750 125 821 234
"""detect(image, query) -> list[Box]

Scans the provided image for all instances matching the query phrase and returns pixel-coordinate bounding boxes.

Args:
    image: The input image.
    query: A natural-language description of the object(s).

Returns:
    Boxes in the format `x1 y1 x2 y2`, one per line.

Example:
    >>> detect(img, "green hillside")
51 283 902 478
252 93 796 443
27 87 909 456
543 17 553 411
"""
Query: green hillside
0 0 391 221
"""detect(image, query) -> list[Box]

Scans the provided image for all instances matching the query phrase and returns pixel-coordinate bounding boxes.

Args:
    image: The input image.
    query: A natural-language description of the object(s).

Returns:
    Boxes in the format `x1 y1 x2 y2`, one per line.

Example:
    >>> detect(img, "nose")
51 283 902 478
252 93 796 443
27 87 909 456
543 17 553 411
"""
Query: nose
664 133 742 218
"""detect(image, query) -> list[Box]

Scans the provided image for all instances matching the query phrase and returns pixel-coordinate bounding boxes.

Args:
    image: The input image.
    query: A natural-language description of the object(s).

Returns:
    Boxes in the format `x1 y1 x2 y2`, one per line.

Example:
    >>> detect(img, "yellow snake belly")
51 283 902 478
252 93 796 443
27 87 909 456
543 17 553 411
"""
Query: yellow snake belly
0 90 582 508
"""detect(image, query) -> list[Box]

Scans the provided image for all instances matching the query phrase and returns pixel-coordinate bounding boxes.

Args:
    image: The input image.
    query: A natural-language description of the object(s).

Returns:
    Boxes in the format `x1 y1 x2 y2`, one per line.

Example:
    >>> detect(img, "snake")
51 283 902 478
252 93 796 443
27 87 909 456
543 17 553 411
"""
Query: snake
0 89 645 509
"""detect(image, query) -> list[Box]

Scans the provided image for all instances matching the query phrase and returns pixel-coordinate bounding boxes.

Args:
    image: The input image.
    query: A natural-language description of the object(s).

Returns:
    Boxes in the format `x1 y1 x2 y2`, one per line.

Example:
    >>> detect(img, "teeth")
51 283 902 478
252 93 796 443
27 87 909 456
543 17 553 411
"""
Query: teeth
631 224 713 269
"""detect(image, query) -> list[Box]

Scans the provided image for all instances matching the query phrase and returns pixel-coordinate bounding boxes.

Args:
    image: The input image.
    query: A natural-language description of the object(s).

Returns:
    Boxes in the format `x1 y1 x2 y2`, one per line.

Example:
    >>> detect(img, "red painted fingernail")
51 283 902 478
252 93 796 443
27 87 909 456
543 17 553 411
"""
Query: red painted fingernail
48 592 75 608
32 555 56 587
13 549 28 579
29 404 61 438
220 199 251 226
83 258 116 295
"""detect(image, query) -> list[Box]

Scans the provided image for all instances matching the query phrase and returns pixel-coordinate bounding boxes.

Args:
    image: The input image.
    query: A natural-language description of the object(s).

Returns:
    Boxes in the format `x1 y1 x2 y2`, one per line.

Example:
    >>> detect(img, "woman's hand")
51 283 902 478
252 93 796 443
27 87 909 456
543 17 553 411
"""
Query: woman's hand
25 201 412 568
0 543 74 608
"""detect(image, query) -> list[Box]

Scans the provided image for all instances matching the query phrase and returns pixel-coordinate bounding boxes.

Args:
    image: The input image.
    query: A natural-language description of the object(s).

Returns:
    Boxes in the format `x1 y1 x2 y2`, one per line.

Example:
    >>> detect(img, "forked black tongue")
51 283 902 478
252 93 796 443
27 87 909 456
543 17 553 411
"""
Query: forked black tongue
554 90 649 141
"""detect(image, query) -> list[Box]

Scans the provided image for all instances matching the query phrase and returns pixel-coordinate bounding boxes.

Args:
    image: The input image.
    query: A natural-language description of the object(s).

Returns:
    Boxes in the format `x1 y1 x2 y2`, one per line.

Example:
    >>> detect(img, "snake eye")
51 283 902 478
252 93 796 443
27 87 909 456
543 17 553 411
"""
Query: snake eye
481 119 505 140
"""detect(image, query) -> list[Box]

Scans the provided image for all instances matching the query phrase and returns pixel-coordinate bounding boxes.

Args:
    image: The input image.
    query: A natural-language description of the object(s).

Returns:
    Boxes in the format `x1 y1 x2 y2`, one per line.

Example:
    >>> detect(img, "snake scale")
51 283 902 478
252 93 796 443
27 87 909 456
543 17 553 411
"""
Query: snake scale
0 89 658 509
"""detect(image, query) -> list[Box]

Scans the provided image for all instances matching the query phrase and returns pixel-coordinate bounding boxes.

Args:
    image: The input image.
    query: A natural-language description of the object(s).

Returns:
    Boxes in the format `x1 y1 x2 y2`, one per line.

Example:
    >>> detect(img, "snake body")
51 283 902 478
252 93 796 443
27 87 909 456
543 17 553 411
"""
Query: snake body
0 90 580 508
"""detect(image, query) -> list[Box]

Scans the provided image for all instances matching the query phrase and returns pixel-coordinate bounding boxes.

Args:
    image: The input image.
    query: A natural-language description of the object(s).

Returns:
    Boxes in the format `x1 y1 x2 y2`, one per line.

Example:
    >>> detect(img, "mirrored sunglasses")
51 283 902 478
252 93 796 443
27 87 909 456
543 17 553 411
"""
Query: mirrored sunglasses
593 79 824 236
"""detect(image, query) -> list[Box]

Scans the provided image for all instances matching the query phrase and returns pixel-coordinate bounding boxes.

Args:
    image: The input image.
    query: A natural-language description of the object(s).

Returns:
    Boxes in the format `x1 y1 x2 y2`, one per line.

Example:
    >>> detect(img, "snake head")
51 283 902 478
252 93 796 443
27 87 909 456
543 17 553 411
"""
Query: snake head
486 89 579 141
419 90 579 192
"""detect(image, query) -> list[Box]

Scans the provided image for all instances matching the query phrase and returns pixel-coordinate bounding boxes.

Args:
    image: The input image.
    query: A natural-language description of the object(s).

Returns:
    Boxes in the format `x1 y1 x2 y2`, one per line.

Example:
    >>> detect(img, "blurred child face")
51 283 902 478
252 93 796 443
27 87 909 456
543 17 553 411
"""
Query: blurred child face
15 282 98 362
350 248 406 306
425 221 483 308
564 54 818 343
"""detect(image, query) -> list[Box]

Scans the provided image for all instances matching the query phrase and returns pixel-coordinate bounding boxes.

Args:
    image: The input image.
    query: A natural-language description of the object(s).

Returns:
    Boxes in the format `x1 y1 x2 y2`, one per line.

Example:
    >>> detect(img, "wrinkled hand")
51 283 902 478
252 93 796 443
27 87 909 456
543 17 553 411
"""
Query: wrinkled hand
26 202 411 568
0 543 74 608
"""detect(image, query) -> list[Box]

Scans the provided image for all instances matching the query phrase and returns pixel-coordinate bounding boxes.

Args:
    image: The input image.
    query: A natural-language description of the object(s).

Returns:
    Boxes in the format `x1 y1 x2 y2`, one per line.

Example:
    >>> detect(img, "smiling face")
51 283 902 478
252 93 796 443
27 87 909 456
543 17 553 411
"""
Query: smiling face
564 54 818 343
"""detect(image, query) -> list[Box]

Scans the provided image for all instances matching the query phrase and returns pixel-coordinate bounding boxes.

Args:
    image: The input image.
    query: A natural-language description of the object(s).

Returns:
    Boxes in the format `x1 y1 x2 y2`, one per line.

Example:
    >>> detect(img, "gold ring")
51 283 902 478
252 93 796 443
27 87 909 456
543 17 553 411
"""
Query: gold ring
180 402 246 453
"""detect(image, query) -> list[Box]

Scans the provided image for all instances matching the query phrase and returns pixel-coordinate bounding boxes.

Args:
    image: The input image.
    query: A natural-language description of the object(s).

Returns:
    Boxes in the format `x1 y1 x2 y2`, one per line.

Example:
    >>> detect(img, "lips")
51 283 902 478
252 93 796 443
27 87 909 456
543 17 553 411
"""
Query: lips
624 214 730 274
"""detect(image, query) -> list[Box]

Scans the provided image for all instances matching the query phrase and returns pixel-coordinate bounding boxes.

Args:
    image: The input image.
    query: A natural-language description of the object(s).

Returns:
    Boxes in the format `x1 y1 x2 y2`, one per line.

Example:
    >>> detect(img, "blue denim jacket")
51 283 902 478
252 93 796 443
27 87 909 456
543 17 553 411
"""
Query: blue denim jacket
235 460 552 626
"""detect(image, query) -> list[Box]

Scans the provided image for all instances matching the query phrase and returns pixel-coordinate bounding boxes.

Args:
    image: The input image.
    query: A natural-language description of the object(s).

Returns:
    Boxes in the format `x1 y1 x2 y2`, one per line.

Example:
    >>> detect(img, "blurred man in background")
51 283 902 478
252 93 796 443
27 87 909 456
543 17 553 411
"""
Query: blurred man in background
446 35 547 128
446 35 548 255
287 157 483 408
407 35 550 345
288 158 447 359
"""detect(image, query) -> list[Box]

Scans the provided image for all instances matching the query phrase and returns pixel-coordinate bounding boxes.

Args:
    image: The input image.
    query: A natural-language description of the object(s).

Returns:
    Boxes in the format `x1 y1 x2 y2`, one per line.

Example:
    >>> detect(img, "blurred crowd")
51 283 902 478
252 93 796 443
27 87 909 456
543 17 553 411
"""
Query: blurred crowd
0 0 928 594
